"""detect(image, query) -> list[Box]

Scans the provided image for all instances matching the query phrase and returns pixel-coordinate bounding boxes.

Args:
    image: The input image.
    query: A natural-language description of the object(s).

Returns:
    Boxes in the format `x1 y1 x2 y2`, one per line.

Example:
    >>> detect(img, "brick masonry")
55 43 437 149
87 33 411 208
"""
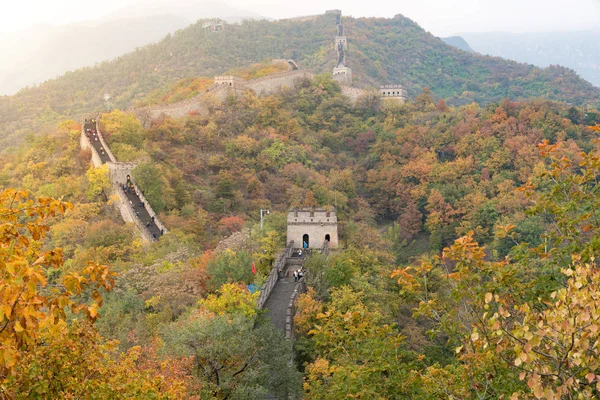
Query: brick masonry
286 207 339 249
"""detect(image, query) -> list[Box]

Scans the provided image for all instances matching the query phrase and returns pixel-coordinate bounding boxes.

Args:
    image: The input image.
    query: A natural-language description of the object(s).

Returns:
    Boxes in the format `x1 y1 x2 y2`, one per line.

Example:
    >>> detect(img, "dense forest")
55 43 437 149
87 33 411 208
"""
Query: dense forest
2 12 599 151
2 71 600 398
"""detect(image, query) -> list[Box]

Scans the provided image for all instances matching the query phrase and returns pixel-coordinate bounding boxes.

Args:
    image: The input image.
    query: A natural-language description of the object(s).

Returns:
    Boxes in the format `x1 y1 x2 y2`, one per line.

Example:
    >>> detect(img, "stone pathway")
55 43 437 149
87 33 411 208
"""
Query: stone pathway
263 264 298 333
84 120 112 164
122 187 163 240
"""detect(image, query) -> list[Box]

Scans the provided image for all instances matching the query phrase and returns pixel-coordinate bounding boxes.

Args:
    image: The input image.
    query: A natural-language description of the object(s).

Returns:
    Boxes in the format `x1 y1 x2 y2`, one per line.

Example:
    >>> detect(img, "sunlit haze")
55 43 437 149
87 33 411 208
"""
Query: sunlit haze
2 0 599 36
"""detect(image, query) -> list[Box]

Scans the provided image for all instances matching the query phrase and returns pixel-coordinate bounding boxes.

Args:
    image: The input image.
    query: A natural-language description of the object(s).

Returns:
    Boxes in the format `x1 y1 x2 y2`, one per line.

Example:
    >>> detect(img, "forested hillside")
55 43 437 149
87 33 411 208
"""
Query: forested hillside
2 74 600 397
3 4 600 397
1 12 599 151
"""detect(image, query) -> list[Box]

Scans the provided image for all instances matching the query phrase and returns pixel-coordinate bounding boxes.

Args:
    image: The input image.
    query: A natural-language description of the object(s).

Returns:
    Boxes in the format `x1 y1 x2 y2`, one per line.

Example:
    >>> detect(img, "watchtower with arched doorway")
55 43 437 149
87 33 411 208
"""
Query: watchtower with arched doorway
287 207 339 249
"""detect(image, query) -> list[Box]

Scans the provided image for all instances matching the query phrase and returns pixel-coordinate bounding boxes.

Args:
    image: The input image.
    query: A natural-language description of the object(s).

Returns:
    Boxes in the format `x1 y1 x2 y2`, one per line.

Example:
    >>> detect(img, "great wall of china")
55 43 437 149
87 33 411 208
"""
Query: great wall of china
128 10 407 127
75 12 379 360
80 118 167 243
132 61 312 127
80 10 408 244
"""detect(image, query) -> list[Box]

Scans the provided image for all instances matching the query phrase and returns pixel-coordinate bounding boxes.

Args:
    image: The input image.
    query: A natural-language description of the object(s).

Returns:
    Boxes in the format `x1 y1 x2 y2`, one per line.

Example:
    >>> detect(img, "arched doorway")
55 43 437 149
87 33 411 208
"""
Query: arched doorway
325 234 331 242
302 234 309 249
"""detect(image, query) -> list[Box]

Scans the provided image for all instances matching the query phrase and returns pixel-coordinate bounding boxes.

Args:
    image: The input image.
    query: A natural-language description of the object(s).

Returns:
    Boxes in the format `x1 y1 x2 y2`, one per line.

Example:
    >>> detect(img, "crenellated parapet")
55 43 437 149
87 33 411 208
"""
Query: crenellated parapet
287 207 339 249
380 84 408 103
131 83 231 127
341 85 367 103
113 186 155 242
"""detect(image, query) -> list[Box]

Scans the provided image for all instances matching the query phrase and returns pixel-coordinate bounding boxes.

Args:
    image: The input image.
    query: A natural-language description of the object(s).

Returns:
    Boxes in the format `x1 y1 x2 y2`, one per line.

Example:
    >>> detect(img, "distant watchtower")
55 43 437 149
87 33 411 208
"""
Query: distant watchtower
380 84 408 103
202 22 224 34
333 66 352 85
214 75 245 89
287 207 339 249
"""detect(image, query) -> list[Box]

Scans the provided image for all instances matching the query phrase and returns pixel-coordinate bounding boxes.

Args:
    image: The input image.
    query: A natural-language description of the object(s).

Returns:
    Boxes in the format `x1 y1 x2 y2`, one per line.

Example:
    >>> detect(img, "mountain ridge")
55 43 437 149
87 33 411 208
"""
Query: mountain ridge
1 12 599 151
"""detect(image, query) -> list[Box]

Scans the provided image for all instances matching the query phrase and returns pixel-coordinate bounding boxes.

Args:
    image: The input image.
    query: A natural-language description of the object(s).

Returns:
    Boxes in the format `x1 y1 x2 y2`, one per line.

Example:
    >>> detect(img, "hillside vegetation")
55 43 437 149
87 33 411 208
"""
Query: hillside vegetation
3 12 600 397
2 74 600 397
1 13 599 151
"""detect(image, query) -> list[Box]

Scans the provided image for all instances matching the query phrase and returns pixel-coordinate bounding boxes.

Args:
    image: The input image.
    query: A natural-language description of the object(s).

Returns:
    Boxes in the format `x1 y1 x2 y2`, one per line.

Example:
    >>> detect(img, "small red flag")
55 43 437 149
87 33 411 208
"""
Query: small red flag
251 262 257 275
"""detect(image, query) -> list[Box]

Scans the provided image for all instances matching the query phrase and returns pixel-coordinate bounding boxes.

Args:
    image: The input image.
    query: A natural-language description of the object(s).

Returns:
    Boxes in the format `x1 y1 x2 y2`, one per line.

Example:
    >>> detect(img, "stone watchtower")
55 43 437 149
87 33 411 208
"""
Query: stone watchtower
287 207 339 249
333 66 352 85
214 75 245 89
379 84 408 103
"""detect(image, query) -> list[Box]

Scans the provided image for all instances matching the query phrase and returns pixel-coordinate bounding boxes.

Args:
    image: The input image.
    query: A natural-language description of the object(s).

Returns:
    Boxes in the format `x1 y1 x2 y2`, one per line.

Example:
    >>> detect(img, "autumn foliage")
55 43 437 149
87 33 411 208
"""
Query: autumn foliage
0 189 184 398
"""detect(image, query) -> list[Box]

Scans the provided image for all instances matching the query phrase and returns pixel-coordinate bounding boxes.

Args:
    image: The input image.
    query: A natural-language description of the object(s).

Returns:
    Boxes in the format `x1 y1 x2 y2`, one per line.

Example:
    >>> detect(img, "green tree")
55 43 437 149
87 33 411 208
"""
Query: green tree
85 164 111 199
164 283 301 399
132 162 166 212
302 287 422 399
206 250 255 292
101 109 145 148
253 230 280 275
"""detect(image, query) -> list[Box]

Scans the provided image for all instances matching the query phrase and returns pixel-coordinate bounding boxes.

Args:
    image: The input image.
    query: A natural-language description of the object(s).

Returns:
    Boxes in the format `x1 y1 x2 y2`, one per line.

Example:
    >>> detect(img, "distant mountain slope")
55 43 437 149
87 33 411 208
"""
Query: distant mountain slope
441 36 474 52
0 15 191 95
462 31 600 87
342 16 598 102
1 13 599 151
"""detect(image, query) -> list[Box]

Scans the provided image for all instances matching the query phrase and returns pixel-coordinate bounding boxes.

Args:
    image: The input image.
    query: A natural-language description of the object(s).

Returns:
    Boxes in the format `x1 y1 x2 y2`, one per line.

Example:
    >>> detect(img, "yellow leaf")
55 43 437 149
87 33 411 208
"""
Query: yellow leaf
14 321 24 332
4 351 17 368
6 262 15 274
485 292 493 304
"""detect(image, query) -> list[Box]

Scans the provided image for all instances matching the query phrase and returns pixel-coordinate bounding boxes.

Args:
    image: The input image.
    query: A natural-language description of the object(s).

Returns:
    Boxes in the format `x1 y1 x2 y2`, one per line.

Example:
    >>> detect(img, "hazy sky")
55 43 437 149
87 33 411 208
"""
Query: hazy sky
2 0 599 36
